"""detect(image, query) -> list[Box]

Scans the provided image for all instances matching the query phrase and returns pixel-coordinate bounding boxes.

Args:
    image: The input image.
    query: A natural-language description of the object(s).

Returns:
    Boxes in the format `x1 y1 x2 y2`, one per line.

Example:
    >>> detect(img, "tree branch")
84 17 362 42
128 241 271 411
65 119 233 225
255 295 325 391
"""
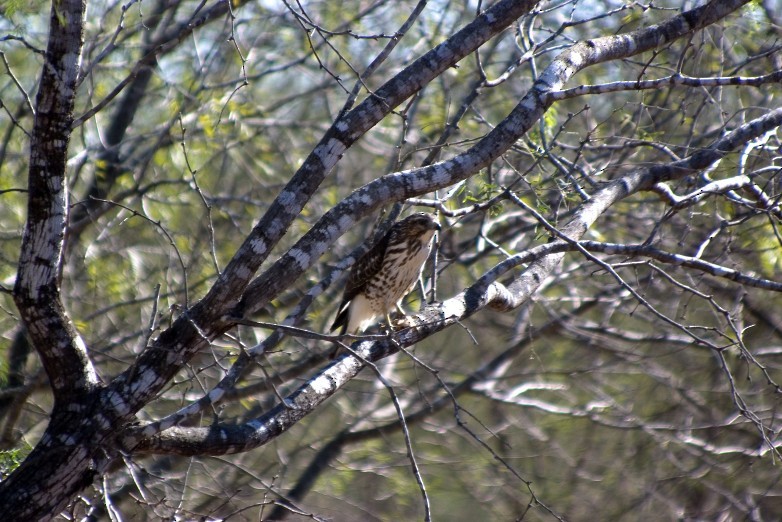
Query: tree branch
123 0 763 455
108 0 539 416
236 0 756 319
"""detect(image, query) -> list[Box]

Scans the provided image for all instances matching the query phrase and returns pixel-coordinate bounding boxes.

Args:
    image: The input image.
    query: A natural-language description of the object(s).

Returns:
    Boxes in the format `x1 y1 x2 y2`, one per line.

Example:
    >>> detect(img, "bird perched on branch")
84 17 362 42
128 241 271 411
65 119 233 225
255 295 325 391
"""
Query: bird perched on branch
330 212 441 335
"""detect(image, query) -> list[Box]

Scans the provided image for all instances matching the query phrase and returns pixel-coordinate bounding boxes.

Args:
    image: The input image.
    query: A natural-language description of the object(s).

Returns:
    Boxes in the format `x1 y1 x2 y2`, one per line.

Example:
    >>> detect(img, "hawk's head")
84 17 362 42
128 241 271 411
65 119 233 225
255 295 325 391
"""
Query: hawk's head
394 212 441 238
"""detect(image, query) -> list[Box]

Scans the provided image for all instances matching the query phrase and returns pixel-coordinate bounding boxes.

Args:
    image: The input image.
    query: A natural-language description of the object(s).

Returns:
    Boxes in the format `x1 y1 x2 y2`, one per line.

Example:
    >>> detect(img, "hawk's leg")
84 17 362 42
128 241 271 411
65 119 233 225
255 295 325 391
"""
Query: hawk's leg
390 300 407 328
381 312 395 335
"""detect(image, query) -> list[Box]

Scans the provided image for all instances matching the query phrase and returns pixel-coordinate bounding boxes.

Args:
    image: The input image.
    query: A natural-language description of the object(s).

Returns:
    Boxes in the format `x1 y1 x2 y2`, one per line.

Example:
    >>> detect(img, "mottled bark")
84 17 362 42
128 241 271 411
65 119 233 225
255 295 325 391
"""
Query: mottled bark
2 0 104 517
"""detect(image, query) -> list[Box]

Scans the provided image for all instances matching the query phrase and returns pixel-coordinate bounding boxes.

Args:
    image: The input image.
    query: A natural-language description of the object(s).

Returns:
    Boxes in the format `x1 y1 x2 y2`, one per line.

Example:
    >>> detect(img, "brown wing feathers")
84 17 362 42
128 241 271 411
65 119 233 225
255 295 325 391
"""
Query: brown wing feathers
330 232 391 334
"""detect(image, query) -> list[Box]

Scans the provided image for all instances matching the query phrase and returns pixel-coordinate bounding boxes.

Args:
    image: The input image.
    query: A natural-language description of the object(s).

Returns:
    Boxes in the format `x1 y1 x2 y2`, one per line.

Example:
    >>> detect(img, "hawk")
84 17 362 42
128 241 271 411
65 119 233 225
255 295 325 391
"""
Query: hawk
331 212 441 335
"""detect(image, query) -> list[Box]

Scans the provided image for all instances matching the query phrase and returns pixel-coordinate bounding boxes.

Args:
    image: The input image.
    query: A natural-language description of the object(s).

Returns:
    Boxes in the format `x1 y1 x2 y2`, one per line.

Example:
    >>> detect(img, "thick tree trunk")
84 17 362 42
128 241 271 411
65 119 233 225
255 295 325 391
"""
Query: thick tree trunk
0 0 101 518
0 405 107 519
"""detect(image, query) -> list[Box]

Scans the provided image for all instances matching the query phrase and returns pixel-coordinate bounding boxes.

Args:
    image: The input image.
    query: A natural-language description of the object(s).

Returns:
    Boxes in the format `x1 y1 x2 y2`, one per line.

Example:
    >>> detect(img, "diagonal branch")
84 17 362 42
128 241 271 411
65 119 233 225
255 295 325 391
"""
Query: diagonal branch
211 0 539 316
108 0 539 415
124 103 782 458
235 0 755 319
121 0 758 450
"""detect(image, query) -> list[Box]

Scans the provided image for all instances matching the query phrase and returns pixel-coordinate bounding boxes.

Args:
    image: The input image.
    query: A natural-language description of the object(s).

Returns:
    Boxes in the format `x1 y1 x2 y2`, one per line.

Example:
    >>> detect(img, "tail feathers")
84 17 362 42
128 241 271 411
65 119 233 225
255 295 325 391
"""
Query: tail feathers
329 306 349 359
330 305 349 335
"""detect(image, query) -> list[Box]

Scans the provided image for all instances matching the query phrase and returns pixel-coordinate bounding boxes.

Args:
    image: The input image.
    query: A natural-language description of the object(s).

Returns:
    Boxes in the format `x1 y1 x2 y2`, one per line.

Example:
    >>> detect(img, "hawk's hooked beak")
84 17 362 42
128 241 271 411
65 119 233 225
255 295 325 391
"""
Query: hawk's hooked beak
432 221 442 231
